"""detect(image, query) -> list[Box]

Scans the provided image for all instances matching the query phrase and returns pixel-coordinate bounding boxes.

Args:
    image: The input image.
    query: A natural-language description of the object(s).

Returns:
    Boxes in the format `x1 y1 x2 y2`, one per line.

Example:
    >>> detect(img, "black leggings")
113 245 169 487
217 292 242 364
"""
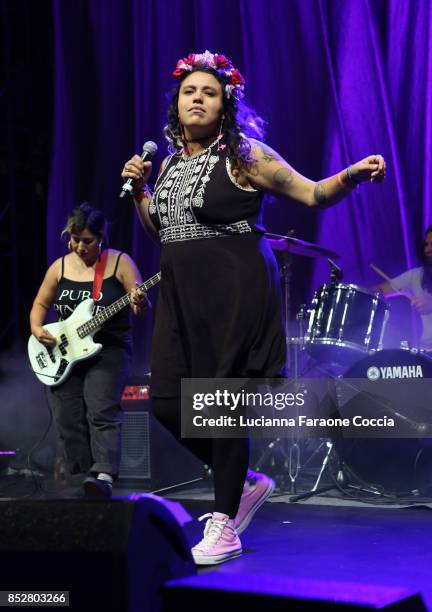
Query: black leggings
153 397 249 518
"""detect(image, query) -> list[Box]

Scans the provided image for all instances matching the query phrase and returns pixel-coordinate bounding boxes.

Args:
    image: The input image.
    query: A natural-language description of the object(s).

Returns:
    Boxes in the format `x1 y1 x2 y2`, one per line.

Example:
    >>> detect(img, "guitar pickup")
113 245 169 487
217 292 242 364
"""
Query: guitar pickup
47 347 56 363
58 333 69 355
54 358 69 381
36 352 48 369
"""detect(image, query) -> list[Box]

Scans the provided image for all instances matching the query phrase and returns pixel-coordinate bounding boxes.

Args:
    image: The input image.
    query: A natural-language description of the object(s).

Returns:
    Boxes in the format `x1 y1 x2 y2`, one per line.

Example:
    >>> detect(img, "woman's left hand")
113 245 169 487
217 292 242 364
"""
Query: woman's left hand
349 155 386 184
130 284 151 315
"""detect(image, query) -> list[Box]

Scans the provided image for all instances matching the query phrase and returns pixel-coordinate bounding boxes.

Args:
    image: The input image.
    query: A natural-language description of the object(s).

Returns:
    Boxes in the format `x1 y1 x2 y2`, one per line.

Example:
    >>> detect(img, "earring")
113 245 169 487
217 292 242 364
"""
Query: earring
217 116 226 151
68 240 72 251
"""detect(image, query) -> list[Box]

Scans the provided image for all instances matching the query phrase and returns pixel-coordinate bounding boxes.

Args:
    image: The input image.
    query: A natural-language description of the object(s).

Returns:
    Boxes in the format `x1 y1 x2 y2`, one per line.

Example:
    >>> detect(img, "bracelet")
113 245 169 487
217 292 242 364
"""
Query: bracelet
132 185 153 202
337 170 356 189
346 166 361 186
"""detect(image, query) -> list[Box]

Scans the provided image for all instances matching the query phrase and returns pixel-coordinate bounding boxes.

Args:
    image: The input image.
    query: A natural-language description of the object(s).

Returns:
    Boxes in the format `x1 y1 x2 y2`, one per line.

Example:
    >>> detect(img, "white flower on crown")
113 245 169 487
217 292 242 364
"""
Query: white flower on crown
176 60 193 73
194 50 217 69
225 85 235 99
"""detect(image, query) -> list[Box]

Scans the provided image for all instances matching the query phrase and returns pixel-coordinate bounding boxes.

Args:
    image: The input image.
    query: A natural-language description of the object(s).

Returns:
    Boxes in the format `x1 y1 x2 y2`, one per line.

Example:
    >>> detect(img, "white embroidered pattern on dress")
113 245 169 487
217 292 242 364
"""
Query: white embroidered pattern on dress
152 145 220 226
159 221 252 244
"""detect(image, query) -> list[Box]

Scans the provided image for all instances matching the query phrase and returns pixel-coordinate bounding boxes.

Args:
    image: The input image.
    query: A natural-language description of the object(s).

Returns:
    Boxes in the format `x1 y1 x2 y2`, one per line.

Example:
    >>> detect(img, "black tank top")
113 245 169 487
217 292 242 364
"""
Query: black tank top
52 252 132 350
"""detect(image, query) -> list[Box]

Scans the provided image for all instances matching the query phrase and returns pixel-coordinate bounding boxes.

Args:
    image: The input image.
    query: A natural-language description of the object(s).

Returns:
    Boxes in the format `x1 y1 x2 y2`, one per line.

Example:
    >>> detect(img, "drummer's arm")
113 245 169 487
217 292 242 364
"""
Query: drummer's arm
246 141 358 208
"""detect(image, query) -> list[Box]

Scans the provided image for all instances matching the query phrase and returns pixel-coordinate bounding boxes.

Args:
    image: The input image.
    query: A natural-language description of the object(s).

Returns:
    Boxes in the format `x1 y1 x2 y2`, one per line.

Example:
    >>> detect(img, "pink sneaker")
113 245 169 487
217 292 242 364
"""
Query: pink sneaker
234 469 275 534
191 512 242 565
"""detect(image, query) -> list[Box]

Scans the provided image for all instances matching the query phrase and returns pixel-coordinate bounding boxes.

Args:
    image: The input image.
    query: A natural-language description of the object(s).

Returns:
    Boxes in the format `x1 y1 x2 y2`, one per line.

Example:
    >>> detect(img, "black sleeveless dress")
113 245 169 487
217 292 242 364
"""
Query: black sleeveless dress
149 141 286 397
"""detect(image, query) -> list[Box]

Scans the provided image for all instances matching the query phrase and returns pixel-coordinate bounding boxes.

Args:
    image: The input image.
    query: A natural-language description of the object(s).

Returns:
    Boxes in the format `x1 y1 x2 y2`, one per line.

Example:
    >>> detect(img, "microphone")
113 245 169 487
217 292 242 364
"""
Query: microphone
119 141 158 199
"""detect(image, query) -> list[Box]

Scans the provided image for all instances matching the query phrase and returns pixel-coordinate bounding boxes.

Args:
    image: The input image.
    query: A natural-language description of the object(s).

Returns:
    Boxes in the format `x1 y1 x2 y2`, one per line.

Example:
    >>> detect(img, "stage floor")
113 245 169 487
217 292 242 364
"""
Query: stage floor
1 474 431 608
180 498 432 609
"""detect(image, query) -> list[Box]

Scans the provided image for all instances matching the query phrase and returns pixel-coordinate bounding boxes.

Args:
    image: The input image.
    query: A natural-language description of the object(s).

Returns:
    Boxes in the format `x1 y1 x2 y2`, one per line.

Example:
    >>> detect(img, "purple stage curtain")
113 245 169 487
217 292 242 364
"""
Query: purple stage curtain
48 0 432 361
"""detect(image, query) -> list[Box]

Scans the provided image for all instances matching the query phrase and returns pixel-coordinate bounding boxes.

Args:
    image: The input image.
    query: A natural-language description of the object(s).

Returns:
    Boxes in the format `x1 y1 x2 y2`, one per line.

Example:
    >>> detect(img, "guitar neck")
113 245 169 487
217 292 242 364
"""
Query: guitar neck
77 272 161 338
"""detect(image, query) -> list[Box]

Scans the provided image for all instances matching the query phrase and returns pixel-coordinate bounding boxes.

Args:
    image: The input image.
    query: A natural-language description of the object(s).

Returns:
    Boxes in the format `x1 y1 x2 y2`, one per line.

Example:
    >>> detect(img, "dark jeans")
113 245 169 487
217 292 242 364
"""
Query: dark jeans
48 346 131 479
152 396 249 518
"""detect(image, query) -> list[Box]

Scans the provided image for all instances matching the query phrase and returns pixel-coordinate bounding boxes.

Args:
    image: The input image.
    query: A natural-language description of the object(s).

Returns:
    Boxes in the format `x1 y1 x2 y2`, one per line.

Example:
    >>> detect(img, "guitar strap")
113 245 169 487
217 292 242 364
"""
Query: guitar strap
92 250 109 301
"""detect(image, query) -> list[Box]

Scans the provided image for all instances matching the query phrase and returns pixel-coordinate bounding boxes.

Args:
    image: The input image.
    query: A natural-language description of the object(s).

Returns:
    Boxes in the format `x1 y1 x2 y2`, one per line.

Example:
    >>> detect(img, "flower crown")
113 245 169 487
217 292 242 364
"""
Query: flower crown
172 50 245 100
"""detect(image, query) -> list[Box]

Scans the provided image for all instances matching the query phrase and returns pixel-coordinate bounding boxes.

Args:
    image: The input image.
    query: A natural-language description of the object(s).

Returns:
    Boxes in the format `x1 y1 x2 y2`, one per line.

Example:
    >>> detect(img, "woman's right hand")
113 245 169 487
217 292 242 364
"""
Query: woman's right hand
32 325 57 348
121 155 153 192
411 295 432 315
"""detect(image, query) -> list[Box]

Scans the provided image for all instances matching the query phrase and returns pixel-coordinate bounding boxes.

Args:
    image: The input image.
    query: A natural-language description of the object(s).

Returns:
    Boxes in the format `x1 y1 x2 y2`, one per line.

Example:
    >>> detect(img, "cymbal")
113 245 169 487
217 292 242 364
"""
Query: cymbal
265 232 340 260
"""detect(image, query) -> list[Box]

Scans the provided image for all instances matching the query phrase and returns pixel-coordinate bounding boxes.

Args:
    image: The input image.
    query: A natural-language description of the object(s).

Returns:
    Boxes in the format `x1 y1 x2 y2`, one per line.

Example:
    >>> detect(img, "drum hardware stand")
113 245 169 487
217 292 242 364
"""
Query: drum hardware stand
253 232 305 491
328 258 343 283
285 364 383 503
151 464 213 497
279 231 295 372
288 442 392 502
253 303 323 493
285 261 345 499
284 303 344 495
288 440 342 502
254 436 295 492
285 304 307 493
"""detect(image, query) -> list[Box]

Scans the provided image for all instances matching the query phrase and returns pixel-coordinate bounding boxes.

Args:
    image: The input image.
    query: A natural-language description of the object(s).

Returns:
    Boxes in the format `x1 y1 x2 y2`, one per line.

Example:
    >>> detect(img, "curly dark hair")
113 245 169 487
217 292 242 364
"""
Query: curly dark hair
62 203 109 244
163 67 265 173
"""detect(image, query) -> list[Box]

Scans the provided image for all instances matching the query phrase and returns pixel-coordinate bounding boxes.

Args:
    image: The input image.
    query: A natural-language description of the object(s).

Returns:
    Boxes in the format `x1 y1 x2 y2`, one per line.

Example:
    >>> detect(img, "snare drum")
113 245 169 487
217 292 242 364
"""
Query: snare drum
305 283 389 364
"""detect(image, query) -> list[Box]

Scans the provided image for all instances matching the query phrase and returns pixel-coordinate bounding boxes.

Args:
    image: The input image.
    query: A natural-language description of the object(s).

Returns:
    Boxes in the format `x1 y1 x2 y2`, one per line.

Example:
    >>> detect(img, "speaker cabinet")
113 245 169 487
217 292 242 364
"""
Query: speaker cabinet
120 379 206 487
120 406 151 480
0 496 195 612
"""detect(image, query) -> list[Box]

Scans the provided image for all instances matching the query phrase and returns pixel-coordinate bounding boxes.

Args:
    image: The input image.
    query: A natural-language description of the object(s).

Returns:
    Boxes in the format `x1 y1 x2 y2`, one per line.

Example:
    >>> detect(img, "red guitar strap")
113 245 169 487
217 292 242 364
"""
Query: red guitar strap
92 250 108 301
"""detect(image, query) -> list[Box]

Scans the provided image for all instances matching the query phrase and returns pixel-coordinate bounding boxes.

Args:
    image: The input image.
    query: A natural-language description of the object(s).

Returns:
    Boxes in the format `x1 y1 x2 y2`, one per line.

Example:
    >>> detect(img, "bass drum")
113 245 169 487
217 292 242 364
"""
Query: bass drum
335 349 432 495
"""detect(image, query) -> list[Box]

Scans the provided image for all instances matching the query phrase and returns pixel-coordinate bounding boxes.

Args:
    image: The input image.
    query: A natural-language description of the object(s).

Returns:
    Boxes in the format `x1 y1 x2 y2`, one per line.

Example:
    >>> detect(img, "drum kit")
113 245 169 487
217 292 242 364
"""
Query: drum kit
261 232 432 501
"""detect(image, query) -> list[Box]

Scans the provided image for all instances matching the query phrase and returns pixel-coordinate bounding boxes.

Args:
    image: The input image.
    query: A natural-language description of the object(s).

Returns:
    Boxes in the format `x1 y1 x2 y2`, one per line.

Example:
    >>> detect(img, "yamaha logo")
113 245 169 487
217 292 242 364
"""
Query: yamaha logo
366 366 380 381
366 364 423 380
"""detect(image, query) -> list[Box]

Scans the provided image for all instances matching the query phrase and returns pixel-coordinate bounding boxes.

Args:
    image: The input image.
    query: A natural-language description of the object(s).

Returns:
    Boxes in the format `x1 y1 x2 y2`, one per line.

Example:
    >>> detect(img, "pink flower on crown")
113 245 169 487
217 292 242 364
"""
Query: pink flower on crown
230 69 245 87
172 54 195 77
214 54 231 69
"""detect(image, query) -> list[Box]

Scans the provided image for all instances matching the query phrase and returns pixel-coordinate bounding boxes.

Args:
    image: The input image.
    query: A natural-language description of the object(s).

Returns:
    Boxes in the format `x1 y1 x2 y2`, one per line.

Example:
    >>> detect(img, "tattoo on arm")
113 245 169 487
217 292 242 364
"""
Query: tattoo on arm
273 167 294 188
314 183 327 204
262 151 277 163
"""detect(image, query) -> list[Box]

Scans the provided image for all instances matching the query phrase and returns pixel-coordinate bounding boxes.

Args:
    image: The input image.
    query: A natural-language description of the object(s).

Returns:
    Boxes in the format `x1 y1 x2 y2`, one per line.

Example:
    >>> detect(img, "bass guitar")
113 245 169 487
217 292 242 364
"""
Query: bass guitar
28 272 161 386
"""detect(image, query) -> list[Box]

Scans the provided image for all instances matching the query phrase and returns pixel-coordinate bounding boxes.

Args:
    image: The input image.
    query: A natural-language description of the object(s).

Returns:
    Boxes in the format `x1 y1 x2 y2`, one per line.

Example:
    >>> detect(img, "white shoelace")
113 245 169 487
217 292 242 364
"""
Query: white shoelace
194 513 228 552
